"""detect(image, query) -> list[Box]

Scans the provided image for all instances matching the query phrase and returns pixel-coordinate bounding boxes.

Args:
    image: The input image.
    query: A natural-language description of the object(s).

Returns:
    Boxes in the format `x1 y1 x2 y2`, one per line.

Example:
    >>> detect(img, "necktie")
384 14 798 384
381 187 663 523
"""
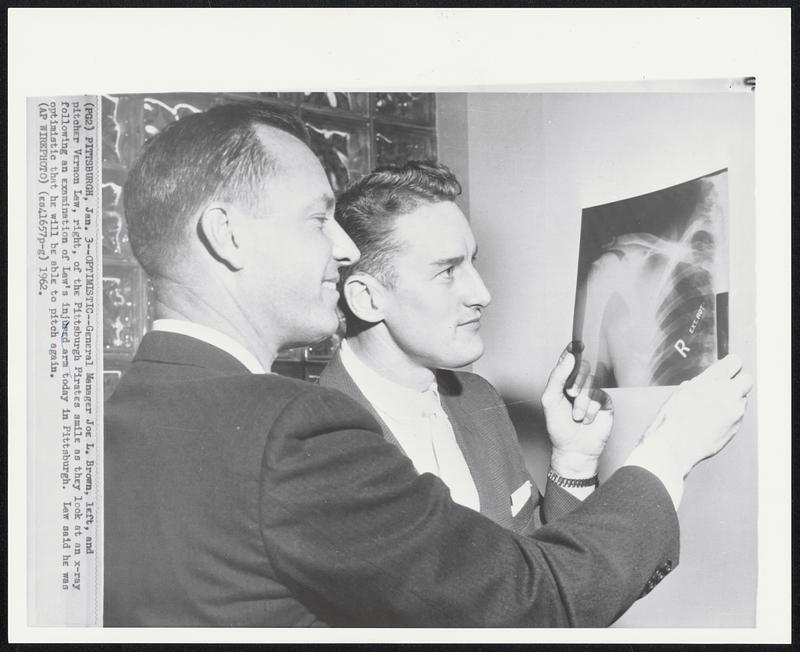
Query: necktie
421 389 480 512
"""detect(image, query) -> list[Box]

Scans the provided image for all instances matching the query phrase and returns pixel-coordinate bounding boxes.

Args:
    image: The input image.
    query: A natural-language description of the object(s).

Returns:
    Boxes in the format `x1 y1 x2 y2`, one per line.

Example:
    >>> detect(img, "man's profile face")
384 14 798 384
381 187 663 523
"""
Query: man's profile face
378 200 491 371
236 128 359 349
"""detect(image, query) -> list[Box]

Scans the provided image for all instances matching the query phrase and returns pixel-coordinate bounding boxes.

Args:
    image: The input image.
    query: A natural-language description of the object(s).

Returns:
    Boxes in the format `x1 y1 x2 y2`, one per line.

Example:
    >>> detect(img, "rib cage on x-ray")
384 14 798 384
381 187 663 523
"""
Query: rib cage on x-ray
651 226 718 385
609 225 718 386
573 170 730 389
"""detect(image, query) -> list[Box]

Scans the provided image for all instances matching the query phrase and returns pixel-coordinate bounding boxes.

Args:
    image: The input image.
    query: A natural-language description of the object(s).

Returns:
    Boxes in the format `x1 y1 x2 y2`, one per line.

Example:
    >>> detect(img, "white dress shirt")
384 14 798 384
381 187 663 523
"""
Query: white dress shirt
625 440 684 508
151 319 267 374
339 339 481 512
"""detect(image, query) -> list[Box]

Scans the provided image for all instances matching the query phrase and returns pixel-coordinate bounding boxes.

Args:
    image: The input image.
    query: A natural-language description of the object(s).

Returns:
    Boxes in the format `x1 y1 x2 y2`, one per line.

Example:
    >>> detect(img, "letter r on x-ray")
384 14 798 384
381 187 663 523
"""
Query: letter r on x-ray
674 339 691 358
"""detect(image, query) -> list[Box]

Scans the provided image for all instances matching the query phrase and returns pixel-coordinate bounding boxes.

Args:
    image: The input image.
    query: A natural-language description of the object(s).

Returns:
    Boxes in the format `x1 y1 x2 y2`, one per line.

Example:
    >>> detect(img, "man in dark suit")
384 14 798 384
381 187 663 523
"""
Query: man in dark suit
104 102 753 627
320 162 609 534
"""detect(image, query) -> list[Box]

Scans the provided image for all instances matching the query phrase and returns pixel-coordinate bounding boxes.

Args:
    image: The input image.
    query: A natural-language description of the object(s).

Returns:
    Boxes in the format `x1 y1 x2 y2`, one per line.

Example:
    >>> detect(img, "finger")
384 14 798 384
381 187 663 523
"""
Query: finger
582 397 602 424
733 371 754 397
571 384 592 422
591 386 614 415
564 340 584 389
720 398 748 443
736 397 748 427
723 411 746 447
702 354 744 382
566 360 590 397
737 396 748 421
541 348 575 407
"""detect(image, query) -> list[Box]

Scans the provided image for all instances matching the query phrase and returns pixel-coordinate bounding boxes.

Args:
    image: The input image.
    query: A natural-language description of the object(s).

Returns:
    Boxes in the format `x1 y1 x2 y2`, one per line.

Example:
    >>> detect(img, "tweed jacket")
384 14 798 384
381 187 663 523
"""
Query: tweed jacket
318 349 582 533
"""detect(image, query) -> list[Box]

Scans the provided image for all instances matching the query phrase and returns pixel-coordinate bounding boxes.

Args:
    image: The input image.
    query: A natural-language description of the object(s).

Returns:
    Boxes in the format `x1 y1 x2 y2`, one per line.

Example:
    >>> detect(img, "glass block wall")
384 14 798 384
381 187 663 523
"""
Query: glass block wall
102 92 437 395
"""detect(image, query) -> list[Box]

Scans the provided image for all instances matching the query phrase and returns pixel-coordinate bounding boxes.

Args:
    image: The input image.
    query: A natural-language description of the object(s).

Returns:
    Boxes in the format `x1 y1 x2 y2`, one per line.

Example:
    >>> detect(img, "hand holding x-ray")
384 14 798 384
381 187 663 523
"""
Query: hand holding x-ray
636 354 753 477
541 342 615 478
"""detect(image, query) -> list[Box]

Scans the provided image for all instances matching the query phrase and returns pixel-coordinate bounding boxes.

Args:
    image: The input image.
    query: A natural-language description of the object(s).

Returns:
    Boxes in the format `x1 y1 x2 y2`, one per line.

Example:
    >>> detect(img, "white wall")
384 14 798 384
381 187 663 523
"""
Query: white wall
440 91 756 627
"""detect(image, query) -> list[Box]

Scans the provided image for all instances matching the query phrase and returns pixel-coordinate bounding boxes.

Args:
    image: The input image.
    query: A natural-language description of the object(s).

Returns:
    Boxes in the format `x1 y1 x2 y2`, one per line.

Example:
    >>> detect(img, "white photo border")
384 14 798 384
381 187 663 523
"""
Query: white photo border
8 7 791 644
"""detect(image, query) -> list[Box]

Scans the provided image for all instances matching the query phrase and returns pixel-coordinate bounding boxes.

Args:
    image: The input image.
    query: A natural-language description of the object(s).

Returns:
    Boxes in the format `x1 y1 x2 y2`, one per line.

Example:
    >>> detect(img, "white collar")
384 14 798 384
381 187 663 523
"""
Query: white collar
339 339 440 422
151 319 267 374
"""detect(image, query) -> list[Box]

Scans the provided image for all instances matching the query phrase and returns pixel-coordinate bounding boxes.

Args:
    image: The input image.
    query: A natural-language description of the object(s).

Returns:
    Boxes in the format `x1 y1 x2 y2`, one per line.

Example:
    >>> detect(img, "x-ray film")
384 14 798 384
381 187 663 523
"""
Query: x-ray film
572 170 730 388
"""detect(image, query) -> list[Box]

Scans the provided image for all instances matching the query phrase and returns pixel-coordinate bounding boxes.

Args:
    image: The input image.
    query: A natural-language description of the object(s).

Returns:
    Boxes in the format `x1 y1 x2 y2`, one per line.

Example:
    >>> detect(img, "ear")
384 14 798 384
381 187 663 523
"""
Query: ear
197 204 245 271
343 273 387 325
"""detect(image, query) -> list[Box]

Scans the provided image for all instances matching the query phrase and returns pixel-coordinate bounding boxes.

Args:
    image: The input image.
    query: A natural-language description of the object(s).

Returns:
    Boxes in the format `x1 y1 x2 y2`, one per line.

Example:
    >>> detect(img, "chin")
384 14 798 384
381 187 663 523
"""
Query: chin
316 312 342 340
440 344 484 370
307 325 338 345
290 312 339 348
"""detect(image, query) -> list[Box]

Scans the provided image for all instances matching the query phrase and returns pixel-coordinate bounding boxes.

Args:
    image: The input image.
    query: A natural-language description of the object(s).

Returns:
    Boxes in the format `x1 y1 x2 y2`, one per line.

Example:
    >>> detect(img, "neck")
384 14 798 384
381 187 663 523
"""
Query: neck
347 327 435 392
154 278 279 370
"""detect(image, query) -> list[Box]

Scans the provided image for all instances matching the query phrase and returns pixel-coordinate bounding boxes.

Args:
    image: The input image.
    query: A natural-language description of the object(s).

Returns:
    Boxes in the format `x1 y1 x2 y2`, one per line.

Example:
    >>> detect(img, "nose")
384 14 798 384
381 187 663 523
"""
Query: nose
467 265 492 309
329 219 360 267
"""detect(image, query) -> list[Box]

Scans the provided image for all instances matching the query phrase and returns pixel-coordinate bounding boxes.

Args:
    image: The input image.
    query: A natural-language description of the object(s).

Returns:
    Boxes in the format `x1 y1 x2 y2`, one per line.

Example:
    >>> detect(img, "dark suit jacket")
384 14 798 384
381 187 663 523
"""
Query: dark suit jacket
104 331 679 627
318 349 580 534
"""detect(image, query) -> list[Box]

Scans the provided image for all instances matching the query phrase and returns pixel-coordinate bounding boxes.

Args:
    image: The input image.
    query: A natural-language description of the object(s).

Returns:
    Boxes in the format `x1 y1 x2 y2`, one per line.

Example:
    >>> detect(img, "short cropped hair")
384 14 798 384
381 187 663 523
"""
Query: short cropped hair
123 102 309 277
335 160 462 287
334 160 462 335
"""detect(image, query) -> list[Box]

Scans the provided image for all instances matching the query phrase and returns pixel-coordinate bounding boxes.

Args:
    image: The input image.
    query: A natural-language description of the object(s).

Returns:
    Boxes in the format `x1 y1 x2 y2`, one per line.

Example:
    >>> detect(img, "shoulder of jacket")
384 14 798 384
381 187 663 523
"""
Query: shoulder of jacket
445 369 501 399
268 378 381 429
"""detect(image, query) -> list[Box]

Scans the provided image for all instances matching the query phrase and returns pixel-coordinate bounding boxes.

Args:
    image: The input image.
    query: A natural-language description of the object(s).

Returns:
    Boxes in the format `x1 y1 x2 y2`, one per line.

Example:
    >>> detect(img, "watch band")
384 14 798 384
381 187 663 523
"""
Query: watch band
547 468 599 489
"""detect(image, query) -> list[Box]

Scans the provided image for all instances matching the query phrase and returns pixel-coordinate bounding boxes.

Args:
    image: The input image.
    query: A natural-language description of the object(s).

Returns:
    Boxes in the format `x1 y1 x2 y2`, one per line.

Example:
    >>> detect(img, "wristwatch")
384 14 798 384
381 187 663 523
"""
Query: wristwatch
547 468 599 489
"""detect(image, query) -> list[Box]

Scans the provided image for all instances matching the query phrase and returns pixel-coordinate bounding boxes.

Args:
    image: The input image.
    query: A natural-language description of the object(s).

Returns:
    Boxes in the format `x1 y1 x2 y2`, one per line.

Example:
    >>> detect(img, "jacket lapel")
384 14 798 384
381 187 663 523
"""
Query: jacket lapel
321 356 517 529
318 350 403 449
437 371 513 529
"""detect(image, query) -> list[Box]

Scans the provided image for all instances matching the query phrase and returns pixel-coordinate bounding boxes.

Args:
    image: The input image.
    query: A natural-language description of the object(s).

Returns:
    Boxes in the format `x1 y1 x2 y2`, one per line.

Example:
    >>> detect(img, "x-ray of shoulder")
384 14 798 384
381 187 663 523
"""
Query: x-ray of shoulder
572 170 730 389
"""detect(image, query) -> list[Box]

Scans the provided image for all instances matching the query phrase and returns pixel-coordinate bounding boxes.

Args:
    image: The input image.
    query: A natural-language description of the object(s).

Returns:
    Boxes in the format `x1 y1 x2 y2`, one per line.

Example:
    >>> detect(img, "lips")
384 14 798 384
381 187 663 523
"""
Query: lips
458 317 481 327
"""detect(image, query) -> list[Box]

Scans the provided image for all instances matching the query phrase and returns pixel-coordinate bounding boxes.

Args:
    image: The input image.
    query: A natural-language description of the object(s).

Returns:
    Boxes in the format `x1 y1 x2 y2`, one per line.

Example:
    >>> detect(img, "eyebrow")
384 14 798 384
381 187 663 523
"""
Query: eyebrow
432 255 464 268
431 246 478 268
303 194 335 213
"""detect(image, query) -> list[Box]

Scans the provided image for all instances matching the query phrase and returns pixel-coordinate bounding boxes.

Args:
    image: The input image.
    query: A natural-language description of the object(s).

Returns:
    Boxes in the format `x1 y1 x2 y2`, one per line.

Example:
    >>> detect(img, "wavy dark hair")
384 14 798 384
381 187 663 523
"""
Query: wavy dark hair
334 160 462 286
334 160 462 335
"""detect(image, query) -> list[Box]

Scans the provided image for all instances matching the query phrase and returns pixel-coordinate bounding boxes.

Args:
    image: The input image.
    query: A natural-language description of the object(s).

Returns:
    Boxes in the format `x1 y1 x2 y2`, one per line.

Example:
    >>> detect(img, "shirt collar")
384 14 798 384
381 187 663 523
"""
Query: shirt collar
151 319 267 374
339 339 441 421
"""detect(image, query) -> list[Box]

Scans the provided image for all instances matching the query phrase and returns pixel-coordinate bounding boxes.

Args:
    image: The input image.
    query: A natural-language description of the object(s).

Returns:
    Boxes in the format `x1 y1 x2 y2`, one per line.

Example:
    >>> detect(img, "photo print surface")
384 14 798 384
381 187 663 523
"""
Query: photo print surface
572 169 730 389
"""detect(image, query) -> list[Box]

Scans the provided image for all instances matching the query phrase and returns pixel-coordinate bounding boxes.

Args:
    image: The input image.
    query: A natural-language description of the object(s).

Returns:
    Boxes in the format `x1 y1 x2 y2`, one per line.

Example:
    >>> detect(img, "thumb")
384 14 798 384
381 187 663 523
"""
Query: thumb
541 346 575 408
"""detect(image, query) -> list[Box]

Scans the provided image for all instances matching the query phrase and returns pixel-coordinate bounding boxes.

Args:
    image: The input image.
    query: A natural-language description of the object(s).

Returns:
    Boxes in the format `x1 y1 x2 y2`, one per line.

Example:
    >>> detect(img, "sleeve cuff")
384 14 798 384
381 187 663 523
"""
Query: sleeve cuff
623 441 684 509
